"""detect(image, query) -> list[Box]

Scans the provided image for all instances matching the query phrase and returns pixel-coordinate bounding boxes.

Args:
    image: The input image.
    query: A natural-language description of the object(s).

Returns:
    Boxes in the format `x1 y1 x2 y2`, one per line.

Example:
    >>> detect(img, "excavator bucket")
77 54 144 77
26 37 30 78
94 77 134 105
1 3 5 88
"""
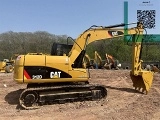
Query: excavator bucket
130 71 153 94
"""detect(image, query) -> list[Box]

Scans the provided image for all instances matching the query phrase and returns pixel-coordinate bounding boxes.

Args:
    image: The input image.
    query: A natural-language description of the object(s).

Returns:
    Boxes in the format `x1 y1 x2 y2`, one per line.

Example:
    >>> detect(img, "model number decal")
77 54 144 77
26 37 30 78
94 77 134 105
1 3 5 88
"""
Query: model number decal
50 71 61 78
32 75 42 79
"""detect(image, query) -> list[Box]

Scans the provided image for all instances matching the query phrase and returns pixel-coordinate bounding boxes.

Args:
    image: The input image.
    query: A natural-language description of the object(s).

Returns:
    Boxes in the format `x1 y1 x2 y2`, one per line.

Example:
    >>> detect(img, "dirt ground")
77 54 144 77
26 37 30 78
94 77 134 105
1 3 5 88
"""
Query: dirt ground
0 69 160 120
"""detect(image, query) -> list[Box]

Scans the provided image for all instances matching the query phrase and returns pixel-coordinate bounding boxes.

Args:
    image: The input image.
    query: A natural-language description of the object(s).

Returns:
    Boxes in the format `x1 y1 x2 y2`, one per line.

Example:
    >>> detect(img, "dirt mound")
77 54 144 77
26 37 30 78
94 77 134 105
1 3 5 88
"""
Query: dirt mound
0 70 160 120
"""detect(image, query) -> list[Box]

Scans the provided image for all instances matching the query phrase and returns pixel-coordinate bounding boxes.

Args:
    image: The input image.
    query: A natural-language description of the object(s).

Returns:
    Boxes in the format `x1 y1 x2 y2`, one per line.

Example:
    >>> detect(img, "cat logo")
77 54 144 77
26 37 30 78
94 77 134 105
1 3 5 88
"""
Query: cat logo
108 31 124 36
50 71 61 78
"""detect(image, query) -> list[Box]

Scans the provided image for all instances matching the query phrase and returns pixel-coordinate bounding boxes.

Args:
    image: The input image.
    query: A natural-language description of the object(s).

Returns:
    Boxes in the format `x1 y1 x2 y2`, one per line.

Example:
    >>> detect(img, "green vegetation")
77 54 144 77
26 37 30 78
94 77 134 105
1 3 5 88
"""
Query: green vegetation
0 31 69 59
0 31 160 62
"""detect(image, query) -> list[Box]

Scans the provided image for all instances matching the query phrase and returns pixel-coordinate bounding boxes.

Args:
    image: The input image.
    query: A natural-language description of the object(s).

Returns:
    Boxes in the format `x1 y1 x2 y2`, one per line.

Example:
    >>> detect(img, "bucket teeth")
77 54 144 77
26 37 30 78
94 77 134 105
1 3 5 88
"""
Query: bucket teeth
134 86 147 94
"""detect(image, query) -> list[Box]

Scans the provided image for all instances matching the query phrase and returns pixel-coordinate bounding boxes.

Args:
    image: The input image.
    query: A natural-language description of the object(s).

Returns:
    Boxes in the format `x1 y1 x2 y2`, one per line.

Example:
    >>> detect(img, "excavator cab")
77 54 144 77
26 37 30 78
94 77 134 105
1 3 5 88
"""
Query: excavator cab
51 42 73 56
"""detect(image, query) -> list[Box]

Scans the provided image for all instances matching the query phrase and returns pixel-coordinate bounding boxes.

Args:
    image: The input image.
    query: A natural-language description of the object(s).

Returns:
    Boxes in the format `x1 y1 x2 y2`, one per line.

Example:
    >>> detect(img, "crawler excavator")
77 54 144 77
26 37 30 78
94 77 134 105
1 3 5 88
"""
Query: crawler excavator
93 51 105 69
14 22 154 109
83 54 94 69
104 54 121 70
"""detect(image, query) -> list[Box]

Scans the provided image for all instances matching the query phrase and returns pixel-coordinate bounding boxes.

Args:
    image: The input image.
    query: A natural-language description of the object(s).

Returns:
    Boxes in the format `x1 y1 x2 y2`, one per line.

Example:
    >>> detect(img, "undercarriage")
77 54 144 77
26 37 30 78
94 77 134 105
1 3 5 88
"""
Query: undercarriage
19 83 107 109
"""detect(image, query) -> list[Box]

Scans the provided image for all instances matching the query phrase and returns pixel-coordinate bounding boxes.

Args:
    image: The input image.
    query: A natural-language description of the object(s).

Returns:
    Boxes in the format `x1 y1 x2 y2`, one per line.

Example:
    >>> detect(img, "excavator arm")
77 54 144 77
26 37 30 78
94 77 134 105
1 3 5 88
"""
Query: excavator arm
130 33 153 94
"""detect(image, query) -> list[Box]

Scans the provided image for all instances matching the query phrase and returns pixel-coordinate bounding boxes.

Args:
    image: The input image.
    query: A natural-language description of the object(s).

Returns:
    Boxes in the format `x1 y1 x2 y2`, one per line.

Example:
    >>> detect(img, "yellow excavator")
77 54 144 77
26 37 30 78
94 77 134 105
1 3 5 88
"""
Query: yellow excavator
14 22 153 109
104 54 121 70
84 51 104 69
93 51 105 69
92 51 121 69
83 54 94 69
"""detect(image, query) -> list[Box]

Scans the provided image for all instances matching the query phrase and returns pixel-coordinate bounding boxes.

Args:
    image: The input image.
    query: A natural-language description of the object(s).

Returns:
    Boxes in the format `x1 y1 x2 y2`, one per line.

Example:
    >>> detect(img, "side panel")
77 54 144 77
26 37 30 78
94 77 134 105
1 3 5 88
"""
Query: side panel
24 55 46 66
23 55 72 83
14 54 89 83
24 66 72 80
23 55 46 82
